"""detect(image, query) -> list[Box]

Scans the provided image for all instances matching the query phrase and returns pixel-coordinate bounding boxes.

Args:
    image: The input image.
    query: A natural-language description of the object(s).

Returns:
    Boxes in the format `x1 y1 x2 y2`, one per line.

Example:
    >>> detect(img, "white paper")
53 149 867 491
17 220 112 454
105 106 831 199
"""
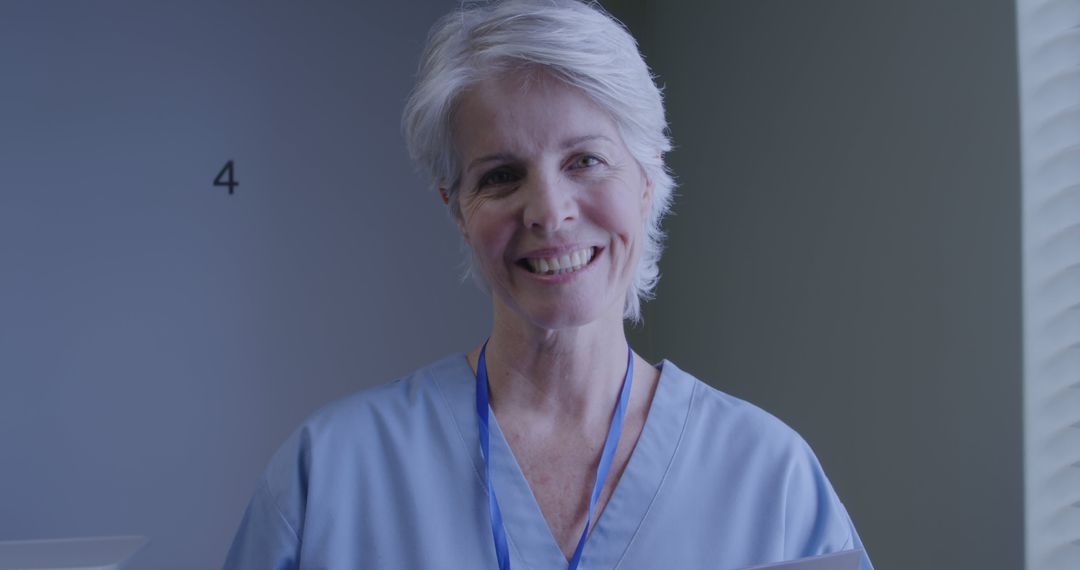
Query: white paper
0 536 147 570
740 549 863 570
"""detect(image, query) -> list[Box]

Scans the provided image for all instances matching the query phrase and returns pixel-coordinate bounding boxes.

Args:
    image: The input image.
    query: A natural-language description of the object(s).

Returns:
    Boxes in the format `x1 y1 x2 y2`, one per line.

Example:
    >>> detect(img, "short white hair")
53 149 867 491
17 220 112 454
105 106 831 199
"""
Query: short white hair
402 0 675 323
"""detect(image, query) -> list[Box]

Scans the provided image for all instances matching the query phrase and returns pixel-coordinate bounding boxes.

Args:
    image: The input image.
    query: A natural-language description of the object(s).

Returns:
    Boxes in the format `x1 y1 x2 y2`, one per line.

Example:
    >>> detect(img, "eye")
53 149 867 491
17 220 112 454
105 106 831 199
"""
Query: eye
571 154 603 169
477 168 519 189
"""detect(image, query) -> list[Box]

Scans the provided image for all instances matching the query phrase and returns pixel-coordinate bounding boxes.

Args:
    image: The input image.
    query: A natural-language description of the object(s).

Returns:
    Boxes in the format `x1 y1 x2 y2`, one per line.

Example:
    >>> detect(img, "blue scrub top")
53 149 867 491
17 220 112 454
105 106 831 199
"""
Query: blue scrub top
224 354 873 570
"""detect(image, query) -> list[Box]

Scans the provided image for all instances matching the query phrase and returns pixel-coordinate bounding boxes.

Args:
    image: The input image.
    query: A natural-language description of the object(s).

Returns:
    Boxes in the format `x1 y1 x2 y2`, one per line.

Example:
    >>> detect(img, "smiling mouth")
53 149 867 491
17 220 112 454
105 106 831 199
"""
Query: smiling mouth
518 246 597 276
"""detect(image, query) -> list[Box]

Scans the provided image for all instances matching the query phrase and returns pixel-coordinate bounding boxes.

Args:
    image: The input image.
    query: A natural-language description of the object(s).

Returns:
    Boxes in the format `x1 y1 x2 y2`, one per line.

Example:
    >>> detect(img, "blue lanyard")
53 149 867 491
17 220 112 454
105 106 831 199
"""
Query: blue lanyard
475 340 634 570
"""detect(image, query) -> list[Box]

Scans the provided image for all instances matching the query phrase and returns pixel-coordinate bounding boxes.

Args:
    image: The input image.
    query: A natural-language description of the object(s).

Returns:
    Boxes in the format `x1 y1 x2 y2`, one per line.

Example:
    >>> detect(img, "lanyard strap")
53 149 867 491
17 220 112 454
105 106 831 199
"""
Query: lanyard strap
476 340 634 570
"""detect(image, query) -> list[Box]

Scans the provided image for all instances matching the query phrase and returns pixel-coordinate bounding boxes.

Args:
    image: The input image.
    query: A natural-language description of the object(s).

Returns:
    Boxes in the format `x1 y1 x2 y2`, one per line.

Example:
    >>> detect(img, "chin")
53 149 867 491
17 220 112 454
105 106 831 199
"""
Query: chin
517 299 615 331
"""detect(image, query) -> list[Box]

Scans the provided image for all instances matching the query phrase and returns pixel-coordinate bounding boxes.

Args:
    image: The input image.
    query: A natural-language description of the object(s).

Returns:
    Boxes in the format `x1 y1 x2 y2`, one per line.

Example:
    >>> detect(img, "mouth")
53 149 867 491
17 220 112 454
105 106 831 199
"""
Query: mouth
517 246 598 276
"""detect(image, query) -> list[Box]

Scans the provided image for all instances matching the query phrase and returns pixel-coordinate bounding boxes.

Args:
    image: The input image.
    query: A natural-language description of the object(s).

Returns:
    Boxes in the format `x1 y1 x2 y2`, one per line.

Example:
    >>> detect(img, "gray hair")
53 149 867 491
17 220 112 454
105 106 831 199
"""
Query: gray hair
402 0 675 323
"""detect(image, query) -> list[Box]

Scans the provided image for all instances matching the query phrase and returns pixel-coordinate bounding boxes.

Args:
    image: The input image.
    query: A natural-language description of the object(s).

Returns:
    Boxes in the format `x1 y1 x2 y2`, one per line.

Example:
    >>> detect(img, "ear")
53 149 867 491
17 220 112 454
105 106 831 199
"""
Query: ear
440 185 470 239
640 170 655 218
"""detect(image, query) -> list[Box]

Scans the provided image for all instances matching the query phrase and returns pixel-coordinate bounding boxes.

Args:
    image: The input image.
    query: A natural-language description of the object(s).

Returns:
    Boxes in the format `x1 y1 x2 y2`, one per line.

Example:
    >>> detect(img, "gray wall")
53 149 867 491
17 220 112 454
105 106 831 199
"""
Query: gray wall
615 1 1024 569
0 2 490 569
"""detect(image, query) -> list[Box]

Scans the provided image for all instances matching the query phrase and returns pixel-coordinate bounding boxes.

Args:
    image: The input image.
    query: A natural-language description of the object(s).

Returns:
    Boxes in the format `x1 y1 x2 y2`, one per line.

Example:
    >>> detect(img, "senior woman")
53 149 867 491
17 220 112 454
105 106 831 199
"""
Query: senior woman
225 1 872 569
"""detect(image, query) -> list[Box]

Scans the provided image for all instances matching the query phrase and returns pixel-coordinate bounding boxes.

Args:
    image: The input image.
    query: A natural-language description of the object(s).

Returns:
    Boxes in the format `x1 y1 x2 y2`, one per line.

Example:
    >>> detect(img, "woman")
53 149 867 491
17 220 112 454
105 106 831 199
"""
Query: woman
225 1 873 569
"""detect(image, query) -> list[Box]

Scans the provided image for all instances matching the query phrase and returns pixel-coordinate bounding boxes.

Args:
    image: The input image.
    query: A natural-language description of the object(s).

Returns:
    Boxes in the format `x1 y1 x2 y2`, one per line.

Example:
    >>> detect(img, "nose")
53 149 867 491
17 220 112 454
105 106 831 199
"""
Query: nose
521 171 577 232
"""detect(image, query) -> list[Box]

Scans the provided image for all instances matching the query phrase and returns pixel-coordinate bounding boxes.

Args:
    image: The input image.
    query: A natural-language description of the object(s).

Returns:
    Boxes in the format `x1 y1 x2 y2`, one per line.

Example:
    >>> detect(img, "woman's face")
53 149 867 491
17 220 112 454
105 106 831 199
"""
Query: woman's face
450 71 653 331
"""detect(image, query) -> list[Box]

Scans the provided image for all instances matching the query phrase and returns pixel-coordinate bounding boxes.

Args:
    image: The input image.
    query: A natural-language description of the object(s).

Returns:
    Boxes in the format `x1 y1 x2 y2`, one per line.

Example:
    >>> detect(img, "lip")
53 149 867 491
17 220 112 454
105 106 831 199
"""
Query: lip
516 244 600 261
514 245 602 283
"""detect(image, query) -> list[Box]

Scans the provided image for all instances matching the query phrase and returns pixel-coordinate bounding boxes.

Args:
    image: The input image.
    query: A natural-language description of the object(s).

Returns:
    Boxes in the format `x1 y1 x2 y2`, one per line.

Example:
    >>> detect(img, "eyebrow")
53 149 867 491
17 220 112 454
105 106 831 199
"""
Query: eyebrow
466 153 516 175
561 134 613 148
464 134 614 175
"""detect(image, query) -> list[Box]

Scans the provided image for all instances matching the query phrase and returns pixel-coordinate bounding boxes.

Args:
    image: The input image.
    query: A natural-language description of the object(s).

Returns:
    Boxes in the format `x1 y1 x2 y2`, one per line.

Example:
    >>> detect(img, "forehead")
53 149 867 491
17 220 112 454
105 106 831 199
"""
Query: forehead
451 70 621 159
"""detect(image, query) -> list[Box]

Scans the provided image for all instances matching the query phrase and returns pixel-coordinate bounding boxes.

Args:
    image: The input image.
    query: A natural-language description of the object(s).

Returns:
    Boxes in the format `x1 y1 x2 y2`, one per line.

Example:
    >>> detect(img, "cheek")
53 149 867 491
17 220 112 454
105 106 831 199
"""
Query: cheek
462 208 515 268
588 190 646 244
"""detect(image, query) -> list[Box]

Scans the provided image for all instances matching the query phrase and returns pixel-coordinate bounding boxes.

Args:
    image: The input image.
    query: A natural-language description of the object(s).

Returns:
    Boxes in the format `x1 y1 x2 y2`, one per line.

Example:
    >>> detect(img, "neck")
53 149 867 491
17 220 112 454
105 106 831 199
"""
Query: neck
472 304 631 429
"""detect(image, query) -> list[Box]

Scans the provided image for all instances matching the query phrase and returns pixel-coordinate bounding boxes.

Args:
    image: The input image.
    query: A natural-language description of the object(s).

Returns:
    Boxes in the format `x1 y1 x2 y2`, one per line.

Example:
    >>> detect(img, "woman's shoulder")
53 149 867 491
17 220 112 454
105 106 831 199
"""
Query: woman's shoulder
657 359 825 475
260 354 471 486
294 353 470 440
231 354 477 555
658 360 867 563
661 360 806 443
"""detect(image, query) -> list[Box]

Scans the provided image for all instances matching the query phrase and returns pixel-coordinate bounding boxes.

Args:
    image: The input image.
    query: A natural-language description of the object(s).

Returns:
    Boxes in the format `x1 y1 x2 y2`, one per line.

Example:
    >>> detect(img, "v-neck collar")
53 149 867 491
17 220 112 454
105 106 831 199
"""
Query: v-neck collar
431 354 696 570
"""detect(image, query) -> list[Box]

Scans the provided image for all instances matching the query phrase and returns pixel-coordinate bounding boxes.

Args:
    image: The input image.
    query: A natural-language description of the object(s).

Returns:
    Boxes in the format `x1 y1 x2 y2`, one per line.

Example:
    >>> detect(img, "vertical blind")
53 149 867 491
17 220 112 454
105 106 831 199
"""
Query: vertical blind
1018 1 1080 569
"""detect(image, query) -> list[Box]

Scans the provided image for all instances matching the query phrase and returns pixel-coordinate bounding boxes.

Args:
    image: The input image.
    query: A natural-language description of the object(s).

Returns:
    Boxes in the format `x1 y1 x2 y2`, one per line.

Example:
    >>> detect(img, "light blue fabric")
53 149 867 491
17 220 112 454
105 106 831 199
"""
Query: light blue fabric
224 354 873 570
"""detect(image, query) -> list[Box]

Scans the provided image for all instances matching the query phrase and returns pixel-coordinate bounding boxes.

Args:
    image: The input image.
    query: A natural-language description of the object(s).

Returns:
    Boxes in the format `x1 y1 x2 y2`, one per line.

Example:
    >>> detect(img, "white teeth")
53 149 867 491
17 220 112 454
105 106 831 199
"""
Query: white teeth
524 247 596 275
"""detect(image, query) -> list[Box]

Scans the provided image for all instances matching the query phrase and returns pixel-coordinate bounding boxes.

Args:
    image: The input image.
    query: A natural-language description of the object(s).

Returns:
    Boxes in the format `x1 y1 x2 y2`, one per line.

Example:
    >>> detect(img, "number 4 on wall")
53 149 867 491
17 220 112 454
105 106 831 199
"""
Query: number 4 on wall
214 160 239 195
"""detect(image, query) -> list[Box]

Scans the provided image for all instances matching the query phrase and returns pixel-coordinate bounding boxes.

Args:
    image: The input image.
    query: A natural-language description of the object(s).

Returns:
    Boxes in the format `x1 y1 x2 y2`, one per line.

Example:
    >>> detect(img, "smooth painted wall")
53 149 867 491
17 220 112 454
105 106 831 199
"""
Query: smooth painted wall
0 2 490 569
613 1 1024 568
